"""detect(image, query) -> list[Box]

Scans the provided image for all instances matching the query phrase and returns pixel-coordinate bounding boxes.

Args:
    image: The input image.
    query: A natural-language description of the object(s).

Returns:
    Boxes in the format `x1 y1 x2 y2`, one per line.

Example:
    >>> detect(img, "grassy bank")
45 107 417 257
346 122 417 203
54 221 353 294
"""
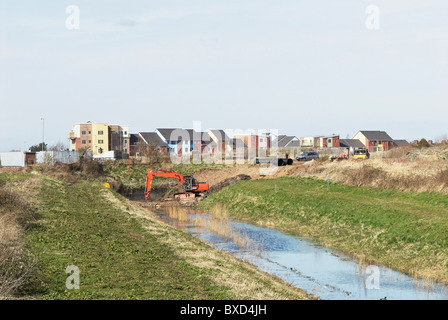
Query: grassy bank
2 172 312 300
200 177 448 283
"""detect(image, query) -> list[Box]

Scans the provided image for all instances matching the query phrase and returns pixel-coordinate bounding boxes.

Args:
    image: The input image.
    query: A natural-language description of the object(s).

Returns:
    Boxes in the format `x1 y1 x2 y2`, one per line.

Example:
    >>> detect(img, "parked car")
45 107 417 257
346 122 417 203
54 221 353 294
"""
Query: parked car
296 152 319 161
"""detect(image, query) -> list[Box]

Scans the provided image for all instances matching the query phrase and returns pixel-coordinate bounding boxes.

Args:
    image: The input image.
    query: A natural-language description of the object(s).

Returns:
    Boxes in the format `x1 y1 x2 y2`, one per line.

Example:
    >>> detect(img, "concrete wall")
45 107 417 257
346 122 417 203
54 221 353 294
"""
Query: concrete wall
36 151 92 165
0 152 25 167
93 150 116 161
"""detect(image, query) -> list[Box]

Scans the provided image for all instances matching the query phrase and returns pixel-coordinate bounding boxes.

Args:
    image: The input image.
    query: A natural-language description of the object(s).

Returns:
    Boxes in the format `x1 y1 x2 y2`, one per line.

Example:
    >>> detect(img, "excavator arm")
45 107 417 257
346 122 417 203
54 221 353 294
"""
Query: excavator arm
145 168 184 200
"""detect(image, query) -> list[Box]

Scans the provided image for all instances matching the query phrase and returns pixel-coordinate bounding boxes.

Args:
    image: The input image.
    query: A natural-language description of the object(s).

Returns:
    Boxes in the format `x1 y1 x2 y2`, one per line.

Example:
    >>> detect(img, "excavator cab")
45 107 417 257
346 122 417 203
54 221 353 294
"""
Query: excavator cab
183 176 208 192
182 176 194 191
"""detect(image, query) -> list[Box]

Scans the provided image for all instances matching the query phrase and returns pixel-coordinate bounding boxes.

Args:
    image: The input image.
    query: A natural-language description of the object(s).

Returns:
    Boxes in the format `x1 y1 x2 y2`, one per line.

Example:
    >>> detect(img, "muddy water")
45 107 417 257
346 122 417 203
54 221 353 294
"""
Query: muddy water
152 206 448 300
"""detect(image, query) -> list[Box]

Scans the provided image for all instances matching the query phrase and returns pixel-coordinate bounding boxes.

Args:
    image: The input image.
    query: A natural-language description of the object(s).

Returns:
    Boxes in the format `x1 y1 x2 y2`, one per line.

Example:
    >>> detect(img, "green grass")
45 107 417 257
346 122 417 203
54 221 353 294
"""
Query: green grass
200 177 448 282
0 172 31 181
22 177 233 299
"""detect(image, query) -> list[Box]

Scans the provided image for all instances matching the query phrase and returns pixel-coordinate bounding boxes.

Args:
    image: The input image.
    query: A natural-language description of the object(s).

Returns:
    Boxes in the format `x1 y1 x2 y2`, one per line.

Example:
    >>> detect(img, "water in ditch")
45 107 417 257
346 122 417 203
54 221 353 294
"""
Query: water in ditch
152 206 448 300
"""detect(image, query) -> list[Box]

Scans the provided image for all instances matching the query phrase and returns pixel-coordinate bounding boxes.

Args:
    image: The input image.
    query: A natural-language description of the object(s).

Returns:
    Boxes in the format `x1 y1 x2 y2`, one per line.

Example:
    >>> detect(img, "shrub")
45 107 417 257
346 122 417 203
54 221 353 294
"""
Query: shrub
66 159 103 177
418 139 431 148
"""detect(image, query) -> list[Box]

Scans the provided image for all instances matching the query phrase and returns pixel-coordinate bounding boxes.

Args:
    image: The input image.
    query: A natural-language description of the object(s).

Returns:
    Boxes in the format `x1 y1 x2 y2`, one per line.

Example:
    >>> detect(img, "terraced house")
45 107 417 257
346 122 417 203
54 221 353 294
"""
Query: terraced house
155 128 199 155
353 130 394 152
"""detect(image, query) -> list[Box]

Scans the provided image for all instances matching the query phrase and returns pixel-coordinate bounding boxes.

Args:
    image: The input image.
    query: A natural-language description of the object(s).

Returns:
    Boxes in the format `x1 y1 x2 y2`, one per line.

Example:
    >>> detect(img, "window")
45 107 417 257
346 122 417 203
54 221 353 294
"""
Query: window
98 140 104 144
82 140 86 144
98 131 104 135
88 131 91 134
82 131 86 135
124 140 127 144
89 140 91 144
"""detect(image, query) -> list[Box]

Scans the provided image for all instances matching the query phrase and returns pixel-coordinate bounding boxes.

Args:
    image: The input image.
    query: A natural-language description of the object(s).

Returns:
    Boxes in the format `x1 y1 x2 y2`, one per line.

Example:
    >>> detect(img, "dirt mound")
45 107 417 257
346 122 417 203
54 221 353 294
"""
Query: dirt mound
203 174 251 198
66 159 103 176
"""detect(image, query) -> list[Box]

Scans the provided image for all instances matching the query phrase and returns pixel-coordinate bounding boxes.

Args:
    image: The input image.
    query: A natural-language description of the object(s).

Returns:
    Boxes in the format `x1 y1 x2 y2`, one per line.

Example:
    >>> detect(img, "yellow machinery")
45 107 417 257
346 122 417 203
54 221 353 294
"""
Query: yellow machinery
354 149 370 159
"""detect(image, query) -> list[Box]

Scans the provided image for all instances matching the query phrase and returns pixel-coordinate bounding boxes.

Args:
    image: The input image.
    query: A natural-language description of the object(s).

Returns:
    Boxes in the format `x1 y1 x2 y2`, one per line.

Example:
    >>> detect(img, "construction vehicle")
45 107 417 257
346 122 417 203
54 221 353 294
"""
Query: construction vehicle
354 148 370 160
144 168 209 200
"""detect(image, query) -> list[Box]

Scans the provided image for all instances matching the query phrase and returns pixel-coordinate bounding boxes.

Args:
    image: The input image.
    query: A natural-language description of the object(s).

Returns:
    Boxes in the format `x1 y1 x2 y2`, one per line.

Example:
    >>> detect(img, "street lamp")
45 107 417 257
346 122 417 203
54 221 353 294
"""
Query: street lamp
41 118 45 151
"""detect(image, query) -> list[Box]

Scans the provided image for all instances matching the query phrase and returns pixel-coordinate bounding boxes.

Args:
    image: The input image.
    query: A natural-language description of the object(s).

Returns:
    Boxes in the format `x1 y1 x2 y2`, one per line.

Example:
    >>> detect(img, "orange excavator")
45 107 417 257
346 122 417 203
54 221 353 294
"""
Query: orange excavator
144 168 209 200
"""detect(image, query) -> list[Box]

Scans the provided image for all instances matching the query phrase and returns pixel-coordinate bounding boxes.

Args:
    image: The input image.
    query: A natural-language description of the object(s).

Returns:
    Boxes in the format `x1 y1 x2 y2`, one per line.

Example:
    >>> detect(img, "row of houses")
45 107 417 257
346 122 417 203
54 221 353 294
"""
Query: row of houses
299 131 408 153
130 130 409 157
0 124 412 167
130 129 270 157
66 123 409 158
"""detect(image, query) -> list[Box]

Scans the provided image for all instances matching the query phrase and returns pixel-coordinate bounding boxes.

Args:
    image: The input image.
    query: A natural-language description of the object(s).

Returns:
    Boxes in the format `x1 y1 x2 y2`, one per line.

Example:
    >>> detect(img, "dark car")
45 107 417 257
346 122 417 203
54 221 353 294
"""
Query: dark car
296 151 319 161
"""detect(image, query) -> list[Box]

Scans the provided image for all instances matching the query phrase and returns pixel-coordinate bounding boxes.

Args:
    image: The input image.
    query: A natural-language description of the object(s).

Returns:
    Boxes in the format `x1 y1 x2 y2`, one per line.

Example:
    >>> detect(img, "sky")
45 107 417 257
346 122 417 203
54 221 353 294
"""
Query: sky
1 0 447 151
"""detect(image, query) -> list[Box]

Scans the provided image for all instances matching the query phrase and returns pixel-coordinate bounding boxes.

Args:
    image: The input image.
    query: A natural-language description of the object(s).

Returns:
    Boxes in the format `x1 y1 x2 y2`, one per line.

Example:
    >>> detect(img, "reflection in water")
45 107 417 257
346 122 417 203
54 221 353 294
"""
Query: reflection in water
153 206 448 300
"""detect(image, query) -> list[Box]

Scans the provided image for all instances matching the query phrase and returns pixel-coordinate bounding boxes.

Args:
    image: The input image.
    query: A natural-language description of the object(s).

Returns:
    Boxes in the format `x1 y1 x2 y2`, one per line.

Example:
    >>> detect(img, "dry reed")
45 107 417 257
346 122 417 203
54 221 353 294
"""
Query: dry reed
0 183 35 299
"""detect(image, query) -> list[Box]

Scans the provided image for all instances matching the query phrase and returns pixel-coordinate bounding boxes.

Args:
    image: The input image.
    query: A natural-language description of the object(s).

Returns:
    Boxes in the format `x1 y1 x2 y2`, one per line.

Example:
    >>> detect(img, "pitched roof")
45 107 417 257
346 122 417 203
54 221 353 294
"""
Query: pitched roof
208 129 230 141
139 132 167 147
156 128 199 141
358 131 393 142
130 133 140 145
155 128 180 140
393 140 409 147
285 140 301 148
272 135 287 145
185 129 202 141
340 139 366 149
272 135 300 148
201 131 211 142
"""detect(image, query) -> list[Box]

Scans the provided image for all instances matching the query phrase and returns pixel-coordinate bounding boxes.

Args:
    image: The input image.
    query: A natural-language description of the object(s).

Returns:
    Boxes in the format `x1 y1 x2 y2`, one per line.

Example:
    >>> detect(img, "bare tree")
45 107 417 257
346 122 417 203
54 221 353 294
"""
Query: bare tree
435 134 448 144
48 141 67 151
136 141 163 163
